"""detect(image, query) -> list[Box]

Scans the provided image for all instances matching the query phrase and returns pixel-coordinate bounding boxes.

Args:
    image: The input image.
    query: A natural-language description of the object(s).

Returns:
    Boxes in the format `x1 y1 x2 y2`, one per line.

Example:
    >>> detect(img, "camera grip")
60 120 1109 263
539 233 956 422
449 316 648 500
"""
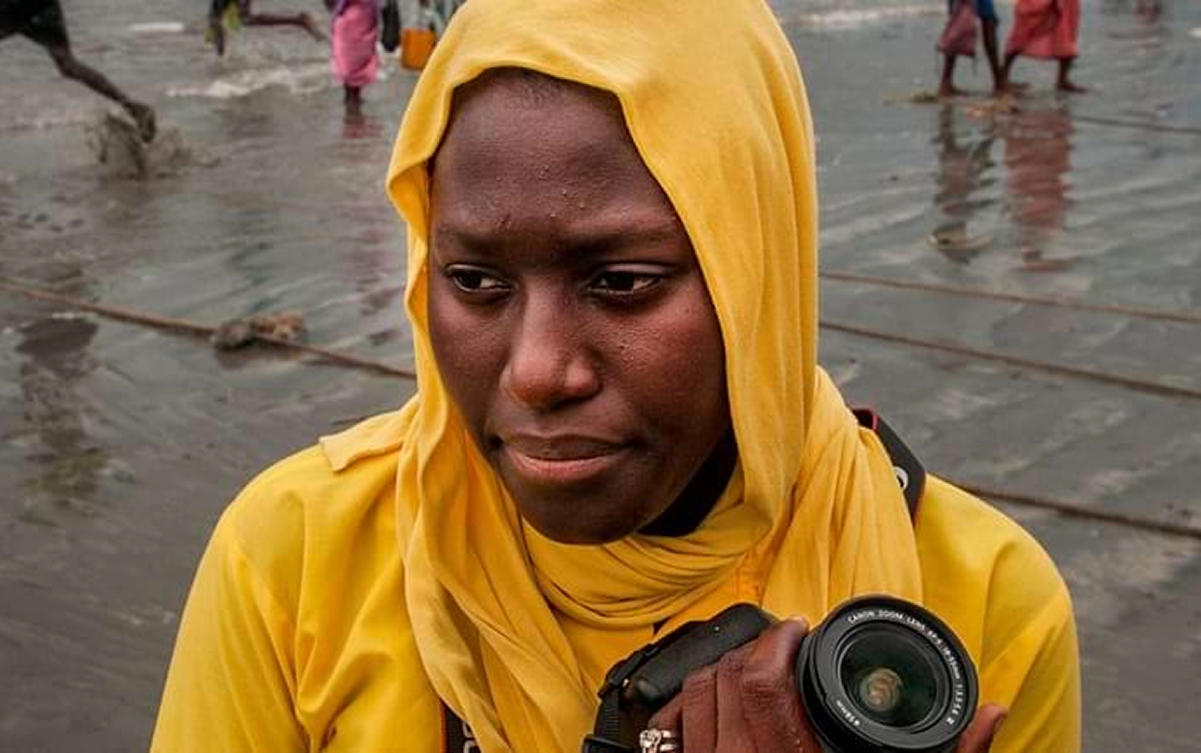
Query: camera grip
583 604 774 752
621 603 774 710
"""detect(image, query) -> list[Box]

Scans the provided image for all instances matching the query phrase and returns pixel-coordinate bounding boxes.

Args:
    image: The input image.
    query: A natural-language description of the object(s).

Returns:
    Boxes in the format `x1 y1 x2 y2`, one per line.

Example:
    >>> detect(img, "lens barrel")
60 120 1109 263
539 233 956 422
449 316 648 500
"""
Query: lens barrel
795 595 977 753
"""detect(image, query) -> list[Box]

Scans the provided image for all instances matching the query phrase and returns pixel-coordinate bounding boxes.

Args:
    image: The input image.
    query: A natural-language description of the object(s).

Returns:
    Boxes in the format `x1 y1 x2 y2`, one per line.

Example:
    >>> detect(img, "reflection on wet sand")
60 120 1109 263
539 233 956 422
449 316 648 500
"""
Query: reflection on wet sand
1103 0 1163 27
930 105 998 264
1000 104 1077 271
13 277 106 525
1134 0 1162 23
336 115 407 333
930 101 1078 272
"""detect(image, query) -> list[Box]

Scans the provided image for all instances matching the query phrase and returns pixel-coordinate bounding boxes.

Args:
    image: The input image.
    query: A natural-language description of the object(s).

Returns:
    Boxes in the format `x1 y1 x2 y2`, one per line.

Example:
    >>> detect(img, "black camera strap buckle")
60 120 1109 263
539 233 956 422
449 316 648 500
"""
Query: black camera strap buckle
852 407 926 519
581 732 638 753
582 604 773 752
596 642 656 699
585 628 679 752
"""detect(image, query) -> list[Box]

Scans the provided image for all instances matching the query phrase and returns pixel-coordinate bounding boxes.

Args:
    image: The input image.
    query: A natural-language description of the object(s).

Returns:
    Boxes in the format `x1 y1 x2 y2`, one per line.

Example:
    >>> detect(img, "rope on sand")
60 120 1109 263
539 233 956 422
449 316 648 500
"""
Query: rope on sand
5 278 1201 539
1071 114 1201 137
821 270 1201 326
955 482 1201 541
936 95 1201 137
0 279 416 380
822 319 1201 401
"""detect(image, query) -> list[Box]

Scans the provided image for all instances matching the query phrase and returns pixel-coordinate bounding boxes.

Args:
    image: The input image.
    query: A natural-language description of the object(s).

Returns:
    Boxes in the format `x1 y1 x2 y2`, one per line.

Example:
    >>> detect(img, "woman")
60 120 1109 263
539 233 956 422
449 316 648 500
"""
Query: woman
152 1 1081 750
328 0 379 117
1002 0 1086 92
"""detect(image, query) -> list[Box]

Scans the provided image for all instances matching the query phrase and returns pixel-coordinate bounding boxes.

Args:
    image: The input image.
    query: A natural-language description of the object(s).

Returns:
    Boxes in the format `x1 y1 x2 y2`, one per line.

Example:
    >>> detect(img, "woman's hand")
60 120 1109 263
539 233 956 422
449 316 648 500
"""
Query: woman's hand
644 618 1007 752
956 703 1007 753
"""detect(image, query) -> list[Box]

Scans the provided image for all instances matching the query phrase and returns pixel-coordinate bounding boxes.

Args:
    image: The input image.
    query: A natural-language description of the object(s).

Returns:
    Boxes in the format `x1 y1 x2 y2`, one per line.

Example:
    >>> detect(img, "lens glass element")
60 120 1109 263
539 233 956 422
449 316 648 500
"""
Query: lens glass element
838 626 947 728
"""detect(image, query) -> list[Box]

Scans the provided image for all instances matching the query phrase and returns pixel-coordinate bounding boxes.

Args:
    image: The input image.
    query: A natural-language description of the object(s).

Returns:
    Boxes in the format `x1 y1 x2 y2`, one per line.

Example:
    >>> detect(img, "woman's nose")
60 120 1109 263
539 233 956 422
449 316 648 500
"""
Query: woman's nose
500 297 600 411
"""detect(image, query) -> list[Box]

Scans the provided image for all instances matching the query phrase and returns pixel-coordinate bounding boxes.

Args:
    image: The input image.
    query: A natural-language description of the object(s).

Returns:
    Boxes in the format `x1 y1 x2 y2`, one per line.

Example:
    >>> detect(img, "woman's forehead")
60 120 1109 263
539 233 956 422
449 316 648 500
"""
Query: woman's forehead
427 69 694 276
436 69 628 163
430 70 671 225
451 68 619 117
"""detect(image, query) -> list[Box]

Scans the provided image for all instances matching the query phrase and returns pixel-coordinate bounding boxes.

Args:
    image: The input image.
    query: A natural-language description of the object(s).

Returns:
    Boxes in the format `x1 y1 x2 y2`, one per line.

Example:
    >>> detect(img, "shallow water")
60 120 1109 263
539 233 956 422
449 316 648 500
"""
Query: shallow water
2 0 1200 749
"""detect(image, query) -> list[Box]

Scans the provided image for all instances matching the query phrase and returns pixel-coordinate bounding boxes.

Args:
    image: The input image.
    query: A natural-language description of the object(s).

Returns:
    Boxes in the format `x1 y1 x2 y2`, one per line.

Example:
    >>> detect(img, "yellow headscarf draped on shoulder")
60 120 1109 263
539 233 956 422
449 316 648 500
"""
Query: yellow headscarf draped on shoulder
384 1 922 750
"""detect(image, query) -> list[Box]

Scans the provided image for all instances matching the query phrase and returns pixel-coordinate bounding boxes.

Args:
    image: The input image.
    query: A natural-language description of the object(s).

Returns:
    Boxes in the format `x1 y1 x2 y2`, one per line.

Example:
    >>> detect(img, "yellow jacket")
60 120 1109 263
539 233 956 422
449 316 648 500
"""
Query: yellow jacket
152 413 1078 751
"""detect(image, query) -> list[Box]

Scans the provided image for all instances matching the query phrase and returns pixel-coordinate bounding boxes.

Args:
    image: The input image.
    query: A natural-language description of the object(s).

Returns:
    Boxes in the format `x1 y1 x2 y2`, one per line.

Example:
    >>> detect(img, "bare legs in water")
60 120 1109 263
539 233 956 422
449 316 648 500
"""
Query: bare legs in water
0 0 155 141
940 17 1004 97
1002 54 1087 94
208 0 326 57
343 85 363 119
47 41 156 140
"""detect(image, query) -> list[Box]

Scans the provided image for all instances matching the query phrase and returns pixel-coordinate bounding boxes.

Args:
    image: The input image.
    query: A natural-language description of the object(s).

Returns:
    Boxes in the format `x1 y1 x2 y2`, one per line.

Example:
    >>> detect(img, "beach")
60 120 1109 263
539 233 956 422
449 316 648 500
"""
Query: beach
2 0 1200 749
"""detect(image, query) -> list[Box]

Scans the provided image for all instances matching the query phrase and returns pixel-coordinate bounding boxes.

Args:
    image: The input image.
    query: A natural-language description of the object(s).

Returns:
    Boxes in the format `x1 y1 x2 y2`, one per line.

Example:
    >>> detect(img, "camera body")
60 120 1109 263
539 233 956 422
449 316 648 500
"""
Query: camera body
583 596 977 753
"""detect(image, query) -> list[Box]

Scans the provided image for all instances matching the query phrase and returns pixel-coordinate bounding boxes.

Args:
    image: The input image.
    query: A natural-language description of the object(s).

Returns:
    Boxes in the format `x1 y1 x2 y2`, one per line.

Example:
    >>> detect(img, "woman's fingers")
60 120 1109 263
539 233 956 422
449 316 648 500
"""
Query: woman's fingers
956 703 1008 752
714 645 753 751
680 662 719 751
646 695 683 748
740 618 822 752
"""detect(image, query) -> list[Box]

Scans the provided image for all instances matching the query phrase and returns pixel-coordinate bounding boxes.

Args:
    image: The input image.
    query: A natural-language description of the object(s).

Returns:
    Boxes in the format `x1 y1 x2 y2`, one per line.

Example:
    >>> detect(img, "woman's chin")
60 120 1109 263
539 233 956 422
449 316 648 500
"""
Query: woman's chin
516 499 649 546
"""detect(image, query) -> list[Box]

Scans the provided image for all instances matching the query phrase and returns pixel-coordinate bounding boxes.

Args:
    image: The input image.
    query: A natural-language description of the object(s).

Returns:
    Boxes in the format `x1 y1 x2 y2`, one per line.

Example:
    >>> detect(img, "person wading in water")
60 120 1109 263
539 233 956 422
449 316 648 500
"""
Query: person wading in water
1 0 155 141
207 0 326 57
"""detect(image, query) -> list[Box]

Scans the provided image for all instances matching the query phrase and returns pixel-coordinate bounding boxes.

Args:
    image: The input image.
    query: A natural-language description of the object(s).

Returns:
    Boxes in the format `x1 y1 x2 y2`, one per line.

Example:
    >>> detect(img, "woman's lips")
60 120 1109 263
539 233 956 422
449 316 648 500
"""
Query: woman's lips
499 436 627 486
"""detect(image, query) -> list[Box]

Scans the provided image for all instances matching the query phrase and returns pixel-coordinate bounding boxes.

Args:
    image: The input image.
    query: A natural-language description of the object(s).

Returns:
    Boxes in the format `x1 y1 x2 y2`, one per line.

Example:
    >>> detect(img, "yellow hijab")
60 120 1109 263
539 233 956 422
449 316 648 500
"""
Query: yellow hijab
384 1 922 750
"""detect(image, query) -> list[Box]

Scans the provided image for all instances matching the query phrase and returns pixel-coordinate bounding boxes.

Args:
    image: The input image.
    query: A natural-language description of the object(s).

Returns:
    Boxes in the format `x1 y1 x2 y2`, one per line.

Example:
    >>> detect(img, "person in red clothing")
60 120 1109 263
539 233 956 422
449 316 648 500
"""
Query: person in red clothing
1002 0 1086 93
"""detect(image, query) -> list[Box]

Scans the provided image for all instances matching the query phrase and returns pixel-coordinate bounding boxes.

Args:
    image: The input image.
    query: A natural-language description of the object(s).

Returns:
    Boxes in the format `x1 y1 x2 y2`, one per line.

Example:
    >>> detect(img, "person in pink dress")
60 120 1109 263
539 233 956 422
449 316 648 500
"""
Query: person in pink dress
327 0 379 117
1002 0 1086 93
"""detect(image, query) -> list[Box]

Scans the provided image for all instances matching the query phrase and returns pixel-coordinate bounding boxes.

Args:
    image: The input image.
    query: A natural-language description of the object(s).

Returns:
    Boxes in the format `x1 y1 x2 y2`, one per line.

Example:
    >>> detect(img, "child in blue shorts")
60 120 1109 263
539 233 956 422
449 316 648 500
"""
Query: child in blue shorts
939 0 1005 96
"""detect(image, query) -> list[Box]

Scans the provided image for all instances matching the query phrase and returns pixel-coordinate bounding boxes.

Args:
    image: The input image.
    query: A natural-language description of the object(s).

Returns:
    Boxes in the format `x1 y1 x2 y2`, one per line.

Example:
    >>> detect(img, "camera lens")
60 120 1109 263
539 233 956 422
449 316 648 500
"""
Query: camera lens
840 626 946 727
796 596 977 753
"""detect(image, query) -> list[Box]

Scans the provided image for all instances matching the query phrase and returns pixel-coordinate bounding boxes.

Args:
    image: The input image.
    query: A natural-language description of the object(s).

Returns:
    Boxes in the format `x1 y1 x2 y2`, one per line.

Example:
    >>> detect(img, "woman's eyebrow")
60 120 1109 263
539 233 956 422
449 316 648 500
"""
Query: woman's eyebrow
432 215 683 254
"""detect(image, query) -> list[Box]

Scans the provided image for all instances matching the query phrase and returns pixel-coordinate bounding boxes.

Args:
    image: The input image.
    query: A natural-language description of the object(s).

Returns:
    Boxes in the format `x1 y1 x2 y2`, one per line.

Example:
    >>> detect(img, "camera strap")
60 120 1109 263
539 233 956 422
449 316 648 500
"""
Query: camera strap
439 409 927 753
441 703 479 752
851 407 926 518
582 604 775 752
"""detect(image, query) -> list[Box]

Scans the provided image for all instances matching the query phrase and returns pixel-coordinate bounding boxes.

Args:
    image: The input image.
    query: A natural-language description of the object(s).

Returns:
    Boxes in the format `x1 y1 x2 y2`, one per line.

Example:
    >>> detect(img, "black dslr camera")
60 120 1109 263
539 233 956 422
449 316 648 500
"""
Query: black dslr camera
582 595 977 753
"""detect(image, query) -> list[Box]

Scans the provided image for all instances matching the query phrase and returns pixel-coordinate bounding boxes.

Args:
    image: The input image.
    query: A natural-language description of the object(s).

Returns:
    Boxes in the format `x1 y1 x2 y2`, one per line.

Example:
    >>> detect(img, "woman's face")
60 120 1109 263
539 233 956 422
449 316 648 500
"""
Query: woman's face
428 73 730 545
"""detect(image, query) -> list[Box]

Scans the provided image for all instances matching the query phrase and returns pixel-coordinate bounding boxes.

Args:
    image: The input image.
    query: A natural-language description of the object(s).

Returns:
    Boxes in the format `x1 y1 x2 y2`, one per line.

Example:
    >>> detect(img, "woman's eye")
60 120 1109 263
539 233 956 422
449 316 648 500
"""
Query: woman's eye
592 271 661 294
446 267 507 293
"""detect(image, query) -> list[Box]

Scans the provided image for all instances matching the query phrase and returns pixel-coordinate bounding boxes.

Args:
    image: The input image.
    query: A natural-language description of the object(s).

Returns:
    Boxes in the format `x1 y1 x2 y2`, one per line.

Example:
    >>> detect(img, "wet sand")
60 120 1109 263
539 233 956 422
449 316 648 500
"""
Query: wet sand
2 0 1200 749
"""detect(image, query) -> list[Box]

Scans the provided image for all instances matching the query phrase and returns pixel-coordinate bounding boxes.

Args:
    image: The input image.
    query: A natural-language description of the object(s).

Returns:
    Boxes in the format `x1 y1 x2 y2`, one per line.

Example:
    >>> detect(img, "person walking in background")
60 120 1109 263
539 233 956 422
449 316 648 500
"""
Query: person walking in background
327 0 379 119
1 0 156 141
939 0 1005 96
1003 0 1086 92
207 0 326 57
